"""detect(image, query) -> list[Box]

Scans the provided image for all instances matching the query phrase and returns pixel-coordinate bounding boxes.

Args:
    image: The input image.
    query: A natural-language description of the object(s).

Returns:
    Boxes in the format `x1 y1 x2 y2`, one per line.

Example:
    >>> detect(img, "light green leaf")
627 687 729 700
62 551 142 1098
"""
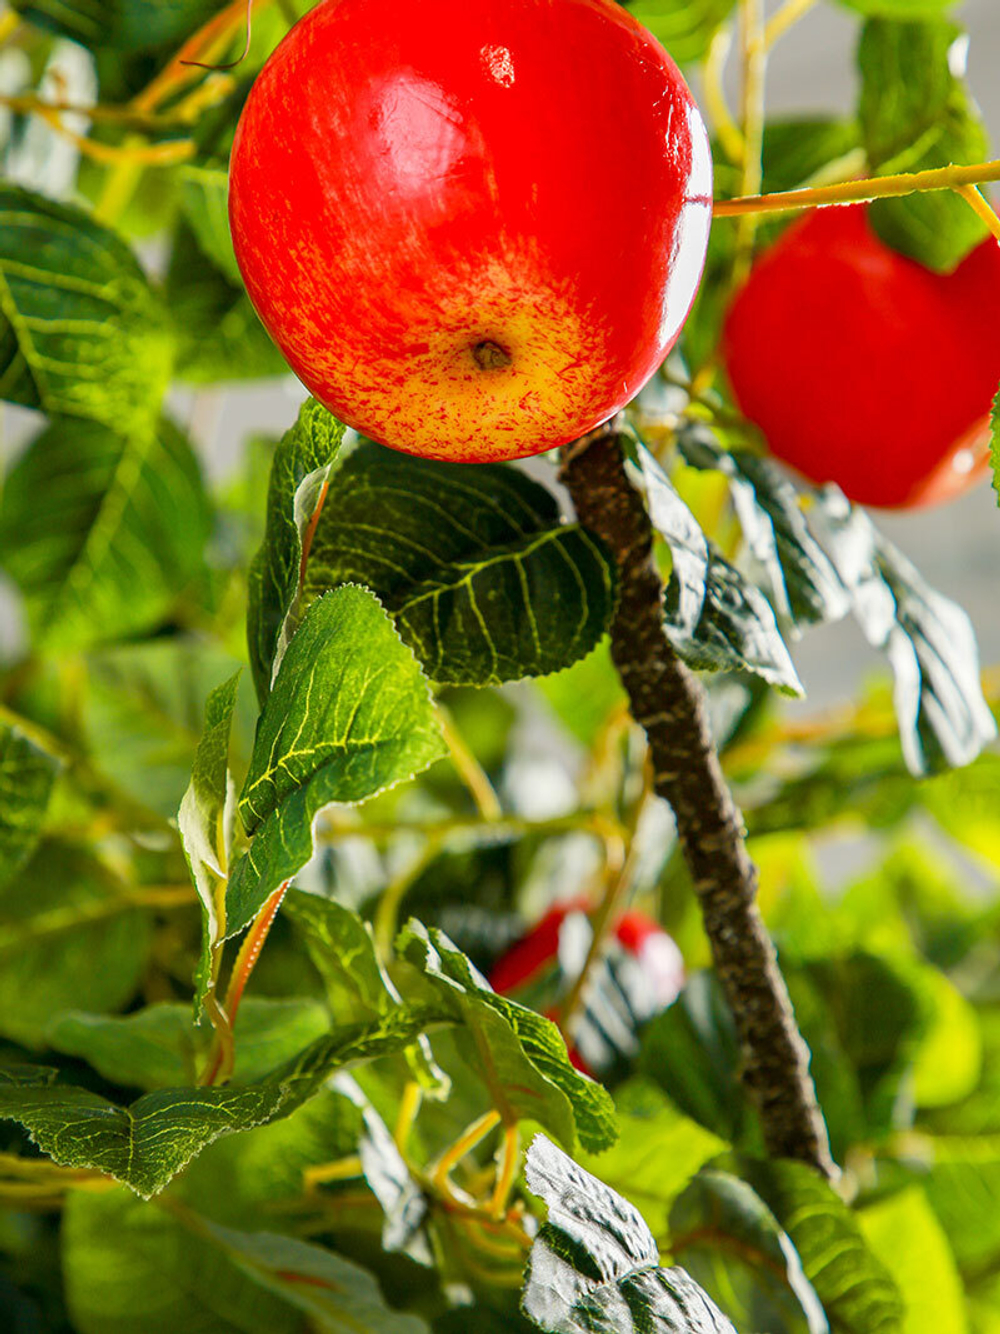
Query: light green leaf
576 1078 727 1240
740 1156 904 1334
397 920 616 1154
892 1135 1000 1274
179 162 240 282
637 444 803 695
0 185 172 429
47 997 330 1091
82 638 255 822
0 721 60 891
63 1188 430 1334
858 1186 967 1334
0 415 210 653
522 1134 737 1333
858 18 990 272
0 1005 449 1196
0 841 150 1048
247 398 346 702
840 0 962 24
625 0 737 65
305 440 616 686
670 1170 827 1334
178 672 241 1013
229 588 445 937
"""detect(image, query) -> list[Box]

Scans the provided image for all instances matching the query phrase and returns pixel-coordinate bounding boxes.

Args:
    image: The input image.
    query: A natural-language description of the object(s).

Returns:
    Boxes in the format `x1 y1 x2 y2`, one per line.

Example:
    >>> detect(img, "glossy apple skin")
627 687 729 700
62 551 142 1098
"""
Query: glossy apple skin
229 0 712 462
722 204 1000 508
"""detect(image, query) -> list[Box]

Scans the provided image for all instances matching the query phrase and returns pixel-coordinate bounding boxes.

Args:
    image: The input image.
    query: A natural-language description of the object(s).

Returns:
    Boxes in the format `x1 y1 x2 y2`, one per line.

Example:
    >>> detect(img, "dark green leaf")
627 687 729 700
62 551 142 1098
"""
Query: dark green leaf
0 1005 448 1196
0 722 60 891
0 841 150 1049
63 1187 430 1333
178 672 241 1013
858 18 990 271
166 223 287 386
305 441 616 687
808 490 996 774
522 1134 737 1333
637 444 803 695
739 1157 904 1334
229 587 445 936
397 920 616 1154
179 161 240 282
12 0 229 52
0 185 172 429
624 0 737 66
47 997 330 1091
676 426 850 626
639 972 751 1146
246 397 346 703
0 415 210 652
670 1170 827 1334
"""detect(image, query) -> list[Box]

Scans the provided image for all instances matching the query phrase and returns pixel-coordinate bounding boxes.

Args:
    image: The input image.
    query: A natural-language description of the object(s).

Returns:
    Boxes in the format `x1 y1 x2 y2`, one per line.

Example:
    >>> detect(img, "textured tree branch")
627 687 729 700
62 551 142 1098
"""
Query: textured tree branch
561 424 835 1178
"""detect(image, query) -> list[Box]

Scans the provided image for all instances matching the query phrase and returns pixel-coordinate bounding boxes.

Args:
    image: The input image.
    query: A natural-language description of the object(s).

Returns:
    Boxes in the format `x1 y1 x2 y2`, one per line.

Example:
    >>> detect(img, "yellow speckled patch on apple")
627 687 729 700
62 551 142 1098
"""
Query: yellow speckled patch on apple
289 250 616 463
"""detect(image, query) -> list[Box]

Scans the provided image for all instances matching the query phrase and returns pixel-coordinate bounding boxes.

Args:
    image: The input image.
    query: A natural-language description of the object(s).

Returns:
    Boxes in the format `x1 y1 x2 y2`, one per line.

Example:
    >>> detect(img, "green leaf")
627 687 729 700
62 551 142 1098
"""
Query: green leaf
808 491 996 774
739 1157 904 1334
166 223 287 386
179 161 240 282
639 972 751 1145
397 920 616 1154
676 426 850 627
0 415 210 653
11 0 230 52
305 440 617 687
178 672 241 1013
47 997 330 1091
624 0 737 66
889 1135 1000 1274
0 841 150 1048
0 1005 448 1196
990 382 1000 509
576 1078 727 1239
247 398 346 703
522 1134 738 1333
82 638 255 822
0 722 60 891
670 1170 827 1334
63 1188 430 1333
841 0 962 26
0 185 172 429
637 444 803 695
857 1186 967 1334
858 18 990 272
229 588 445 936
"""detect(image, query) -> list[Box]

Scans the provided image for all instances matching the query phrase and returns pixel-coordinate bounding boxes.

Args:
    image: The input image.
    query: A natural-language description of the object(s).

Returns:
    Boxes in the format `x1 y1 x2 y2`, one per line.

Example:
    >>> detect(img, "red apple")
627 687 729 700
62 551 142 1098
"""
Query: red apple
722 203 1000 509
229 0 712 463
490 897 684 1075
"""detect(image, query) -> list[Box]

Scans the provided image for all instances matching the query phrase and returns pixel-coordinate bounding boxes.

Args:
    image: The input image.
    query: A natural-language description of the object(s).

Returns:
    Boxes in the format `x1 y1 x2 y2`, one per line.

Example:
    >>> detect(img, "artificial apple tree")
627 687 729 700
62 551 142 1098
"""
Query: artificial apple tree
1 0 1000 1330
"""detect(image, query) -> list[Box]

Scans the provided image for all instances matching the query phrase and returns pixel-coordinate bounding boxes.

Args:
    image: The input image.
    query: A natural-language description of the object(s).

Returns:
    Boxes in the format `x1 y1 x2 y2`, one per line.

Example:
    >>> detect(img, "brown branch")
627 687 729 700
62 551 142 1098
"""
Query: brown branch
560 425 835 1178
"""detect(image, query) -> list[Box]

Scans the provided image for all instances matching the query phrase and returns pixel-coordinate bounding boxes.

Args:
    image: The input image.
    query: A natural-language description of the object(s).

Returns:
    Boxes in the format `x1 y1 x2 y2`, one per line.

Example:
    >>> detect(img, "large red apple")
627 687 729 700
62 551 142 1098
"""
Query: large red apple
229 0 712 463
722 204 1000 509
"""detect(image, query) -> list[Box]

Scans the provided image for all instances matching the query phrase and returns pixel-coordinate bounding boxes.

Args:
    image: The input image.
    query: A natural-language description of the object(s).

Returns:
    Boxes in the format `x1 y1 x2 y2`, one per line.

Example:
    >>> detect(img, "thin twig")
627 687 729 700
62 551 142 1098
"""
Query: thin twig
762 0 818 51
714 157 1000 217
703 26 744 167
560 426 835 1178
954 184 1000 243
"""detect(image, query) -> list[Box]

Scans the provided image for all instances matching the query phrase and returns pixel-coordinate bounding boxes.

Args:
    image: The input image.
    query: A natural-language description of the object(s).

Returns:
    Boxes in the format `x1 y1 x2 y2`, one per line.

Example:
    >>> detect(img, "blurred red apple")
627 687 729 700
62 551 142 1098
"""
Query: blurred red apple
723 204 1000 508
490 897 684 1075
229 0 712 462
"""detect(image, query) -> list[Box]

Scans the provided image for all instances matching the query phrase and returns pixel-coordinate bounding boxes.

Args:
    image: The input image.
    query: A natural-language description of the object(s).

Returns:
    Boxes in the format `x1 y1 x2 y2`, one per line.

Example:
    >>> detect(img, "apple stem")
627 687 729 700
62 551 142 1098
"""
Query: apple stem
715 157 1000 218
561 423 836 1180
472 341 512 371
